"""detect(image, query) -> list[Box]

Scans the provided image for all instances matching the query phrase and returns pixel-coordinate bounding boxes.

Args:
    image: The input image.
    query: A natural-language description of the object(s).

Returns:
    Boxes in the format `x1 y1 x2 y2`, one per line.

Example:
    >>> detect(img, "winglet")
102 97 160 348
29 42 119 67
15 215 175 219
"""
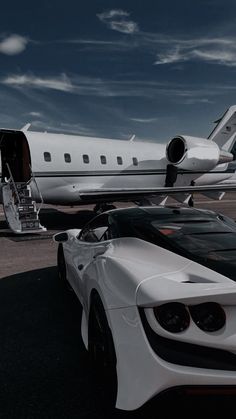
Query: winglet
129 134 136 142
21 123 31 132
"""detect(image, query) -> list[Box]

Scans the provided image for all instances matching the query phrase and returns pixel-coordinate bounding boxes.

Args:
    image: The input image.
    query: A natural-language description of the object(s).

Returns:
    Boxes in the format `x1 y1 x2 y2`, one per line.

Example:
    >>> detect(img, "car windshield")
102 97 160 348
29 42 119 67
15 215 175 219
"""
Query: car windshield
112 207 236 281
152 220 236 259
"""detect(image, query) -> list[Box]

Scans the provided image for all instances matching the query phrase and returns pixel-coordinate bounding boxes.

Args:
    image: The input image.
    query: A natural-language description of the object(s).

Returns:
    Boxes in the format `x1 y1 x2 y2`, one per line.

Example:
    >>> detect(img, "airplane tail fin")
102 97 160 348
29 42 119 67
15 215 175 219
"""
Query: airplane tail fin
208 106 236 155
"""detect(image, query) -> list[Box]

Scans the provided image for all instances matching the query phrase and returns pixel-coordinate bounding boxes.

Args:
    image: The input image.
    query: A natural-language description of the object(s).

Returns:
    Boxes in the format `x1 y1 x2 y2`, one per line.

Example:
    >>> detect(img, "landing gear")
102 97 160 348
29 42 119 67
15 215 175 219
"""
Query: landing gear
165 164 178 187
188 195 194 207
93 203 116 214
134 198 152 206
189 181 195 207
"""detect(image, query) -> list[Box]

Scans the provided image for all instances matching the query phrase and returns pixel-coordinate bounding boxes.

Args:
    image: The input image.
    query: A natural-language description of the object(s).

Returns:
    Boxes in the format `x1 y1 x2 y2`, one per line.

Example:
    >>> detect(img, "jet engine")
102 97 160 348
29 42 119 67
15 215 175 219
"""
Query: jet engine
166 136 233 171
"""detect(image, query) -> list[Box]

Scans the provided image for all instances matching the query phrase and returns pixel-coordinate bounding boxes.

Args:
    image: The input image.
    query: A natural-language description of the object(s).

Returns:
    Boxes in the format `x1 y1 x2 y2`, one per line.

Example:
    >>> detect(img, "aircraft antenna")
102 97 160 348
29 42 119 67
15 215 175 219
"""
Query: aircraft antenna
129 134 136 142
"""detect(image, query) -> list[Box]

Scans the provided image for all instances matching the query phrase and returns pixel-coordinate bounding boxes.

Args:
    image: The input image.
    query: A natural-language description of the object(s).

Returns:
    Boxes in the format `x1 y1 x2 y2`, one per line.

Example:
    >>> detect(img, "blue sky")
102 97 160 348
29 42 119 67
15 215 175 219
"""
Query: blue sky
0 0 236 142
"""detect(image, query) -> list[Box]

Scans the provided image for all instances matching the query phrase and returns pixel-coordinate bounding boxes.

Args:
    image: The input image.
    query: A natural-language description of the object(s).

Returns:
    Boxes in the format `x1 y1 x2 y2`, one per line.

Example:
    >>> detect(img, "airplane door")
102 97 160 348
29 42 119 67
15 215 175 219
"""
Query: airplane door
0 131 31 182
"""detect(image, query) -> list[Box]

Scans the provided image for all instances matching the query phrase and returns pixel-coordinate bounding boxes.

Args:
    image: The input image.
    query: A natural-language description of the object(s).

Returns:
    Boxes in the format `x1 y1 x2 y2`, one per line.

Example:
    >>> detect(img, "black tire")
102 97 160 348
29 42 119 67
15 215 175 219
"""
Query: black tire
88 294 117 406
57 244 72 290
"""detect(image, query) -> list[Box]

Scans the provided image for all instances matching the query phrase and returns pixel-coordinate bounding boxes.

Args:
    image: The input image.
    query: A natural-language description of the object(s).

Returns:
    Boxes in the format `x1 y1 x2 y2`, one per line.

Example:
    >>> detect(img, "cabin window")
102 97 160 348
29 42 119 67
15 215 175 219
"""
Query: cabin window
64 153 71 163
100 155 107 165
133 157 138 166
117 156 123 165
44 152 51 162
83 154 89 164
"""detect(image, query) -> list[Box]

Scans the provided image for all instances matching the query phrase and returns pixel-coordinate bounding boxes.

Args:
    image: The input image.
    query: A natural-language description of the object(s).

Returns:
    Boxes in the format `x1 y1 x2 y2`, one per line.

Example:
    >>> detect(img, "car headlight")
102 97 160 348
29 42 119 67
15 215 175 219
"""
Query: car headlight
154 302 190 333
189 302 226 332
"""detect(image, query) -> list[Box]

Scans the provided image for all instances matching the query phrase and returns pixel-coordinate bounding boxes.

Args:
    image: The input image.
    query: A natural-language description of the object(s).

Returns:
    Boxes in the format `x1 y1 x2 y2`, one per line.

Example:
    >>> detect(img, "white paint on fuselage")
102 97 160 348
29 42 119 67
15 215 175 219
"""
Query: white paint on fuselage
0 129 235 205
25 131 169 203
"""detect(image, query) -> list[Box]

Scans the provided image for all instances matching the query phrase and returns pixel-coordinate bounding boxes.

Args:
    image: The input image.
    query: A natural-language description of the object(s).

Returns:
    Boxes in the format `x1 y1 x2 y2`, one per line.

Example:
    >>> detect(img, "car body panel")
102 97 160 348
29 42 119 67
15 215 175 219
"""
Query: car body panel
54 207 236 410
108 305 236 410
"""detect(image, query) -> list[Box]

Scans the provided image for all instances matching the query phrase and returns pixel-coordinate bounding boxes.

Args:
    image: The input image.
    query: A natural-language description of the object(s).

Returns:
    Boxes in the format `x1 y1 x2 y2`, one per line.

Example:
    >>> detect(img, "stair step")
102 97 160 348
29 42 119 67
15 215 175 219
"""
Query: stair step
21 220 40 231
19 197 33 204
11 182 27 191
3 179 47 234
18 204 36 213
19 212 38 221
18 189 30 198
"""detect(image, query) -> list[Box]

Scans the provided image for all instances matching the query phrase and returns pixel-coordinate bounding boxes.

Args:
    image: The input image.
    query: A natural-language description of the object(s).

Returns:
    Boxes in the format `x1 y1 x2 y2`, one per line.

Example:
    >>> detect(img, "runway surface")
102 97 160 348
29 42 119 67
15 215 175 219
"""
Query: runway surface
0 196 236 418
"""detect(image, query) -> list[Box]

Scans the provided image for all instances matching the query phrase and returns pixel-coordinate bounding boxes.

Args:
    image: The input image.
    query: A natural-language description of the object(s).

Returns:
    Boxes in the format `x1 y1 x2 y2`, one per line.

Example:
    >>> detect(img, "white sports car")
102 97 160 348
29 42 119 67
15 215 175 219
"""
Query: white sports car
54 206 236 411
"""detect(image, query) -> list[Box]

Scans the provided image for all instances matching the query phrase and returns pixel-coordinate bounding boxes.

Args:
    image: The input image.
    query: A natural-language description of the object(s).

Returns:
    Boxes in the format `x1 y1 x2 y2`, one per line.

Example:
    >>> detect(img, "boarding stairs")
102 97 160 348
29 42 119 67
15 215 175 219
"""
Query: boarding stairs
2 164 46 234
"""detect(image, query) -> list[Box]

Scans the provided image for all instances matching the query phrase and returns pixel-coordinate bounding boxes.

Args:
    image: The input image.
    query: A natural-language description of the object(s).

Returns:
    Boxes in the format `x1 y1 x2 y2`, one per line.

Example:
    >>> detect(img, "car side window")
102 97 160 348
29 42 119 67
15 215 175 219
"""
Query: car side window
92 226 109 241
78 214 110 242
86 231 99 242
78 227 90 241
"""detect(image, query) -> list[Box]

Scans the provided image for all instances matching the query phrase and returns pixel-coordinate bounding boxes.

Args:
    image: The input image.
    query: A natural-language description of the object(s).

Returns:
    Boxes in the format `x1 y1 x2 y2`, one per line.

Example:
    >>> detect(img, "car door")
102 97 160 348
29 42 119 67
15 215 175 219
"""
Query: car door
71 214 110 303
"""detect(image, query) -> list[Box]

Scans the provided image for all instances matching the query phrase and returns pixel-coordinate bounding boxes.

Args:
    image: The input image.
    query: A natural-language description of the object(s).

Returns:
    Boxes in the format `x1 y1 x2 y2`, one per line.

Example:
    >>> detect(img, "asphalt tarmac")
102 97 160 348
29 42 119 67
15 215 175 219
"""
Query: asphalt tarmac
1 197 236 418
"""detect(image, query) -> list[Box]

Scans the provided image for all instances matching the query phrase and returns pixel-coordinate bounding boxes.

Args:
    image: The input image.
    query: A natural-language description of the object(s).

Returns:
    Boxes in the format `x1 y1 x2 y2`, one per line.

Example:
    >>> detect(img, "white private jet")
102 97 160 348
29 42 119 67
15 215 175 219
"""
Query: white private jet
1 105 236 234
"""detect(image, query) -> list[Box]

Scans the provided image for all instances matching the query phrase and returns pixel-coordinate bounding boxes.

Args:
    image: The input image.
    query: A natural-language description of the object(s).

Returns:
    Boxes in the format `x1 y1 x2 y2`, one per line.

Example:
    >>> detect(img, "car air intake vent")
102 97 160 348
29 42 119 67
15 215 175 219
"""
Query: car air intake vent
182 281 194 283
182 277 214 284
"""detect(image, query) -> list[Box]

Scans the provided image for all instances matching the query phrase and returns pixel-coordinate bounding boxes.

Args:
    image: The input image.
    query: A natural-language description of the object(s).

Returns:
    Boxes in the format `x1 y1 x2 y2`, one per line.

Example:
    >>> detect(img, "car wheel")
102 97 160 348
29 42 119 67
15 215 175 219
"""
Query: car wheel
57 244 72 291
88 294 117 406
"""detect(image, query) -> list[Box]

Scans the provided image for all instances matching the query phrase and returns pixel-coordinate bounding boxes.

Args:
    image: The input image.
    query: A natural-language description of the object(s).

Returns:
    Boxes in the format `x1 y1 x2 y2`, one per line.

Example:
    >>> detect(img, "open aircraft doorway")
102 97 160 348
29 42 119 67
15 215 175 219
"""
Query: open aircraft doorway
0 130 46 234
0 130 31 183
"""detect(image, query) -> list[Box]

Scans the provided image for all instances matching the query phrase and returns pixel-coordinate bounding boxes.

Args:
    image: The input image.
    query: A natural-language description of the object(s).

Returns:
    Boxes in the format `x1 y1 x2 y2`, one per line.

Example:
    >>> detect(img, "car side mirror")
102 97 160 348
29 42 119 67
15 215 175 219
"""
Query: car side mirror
53 232 69 243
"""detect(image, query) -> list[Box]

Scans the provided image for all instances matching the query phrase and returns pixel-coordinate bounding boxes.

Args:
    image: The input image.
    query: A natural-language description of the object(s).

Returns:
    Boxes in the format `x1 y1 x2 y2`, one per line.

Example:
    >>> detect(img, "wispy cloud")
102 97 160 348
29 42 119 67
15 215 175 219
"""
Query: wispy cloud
2 73 74 92
154 46 186 65
28 111 43 117
97 9 139 34
98 10 129 19
65 38 137 54
0 34 28 55
30 119 99 137
130 117 159 123
153 36 236 67
174 98 214 105
191 49 236 65
64 30 236 68
1 71 233 106
68 39 122 46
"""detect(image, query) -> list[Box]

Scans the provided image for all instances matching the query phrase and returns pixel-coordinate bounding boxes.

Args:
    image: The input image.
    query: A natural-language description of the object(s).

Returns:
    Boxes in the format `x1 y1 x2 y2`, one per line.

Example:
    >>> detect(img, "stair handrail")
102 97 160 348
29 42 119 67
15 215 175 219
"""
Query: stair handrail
29 165 44 215
5 163 20 204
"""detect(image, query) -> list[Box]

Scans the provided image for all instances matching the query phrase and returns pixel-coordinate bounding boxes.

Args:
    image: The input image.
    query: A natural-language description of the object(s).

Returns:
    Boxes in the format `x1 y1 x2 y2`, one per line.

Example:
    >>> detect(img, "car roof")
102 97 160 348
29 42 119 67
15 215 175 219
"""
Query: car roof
107 205 219 220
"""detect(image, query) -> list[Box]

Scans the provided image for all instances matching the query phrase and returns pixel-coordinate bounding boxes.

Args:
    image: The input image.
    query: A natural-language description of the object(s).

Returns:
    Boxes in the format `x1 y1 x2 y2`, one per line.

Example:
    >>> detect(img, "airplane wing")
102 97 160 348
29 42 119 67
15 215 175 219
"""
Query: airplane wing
79 184 236 202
